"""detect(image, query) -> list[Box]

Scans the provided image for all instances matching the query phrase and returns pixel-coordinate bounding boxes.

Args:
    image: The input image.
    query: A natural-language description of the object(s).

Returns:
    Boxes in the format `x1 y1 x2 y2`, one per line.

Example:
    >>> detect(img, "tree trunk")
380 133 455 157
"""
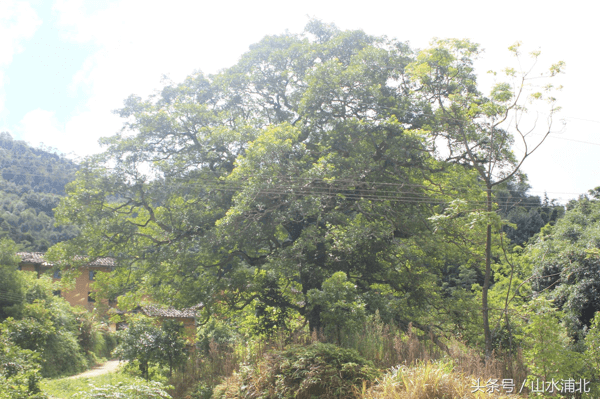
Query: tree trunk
483 187 493 359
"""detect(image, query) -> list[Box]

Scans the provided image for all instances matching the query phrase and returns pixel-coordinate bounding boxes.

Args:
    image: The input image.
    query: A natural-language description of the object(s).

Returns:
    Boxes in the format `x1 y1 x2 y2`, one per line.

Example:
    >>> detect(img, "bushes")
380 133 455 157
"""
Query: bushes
0 327 45 399
213 342 379 399
3 296 90 378
42 328 89 378
1 271 118 379
307 272 367 345
522 298 585 383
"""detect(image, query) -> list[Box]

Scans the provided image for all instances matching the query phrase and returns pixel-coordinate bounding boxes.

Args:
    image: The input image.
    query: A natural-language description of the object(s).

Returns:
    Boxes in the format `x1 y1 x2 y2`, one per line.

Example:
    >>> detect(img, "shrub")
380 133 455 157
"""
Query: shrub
114 315 187 380
42 328 89 378
0 327 45 399
213 342 379 399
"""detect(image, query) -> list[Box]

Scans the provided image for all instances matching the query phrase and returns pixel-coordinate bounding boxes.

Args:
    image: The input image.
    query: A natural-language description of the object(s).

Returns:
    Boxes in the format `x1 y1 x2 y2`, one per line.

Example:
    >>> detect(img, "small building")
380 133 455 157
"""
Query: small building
140 304 202 343
17 252 115 312
17 252 202 343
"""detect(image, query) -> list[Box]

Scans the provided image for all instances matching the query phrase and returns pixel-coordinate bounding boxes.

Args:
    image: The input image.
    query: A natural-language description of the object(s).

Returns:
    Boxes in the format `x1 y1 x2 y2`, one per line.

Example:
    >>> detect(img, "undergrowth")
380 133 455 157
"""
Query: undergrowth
172 314 528 399
41 372 169 399
359 361 516 399
212 342 378 399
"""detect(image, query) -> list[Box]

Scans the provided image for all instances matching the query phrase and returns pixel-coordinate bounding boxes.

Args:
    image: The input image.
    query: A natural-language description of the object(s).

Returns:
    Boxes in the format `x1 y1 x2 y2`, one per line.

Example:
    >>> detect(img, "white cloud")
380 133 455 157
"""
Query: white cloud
0 0 41 66
0 0 41 125
17 108 122 157
50 0 306 157
19 109 62 148
40 0 600 200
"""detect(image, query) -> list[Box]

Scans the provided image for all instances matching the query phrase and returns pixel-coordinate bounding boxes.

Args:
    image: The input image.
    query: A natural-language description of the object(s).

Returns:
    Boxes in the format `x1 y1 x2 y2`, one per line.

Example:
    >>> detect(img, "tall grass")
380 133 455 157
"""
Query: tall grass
358 361 516 399
167 314 527 398
340 313 527 386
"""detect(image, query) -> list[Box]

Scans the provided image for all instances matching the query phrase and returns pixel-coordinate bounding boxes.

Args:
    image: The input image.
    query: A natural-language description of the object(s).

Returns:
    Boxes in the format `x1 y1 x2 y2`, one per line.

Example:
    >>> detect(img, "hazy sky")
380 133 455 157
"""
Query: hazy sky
0 0 596 202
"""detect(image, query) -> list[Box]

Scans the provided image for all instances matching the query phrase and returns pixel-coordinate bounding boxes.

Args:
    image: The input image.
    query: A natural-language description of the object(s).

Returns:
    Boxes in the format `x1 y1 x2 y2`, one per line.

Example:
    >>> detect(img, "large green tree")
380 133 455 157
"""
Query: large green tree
50 21 473 336
51 22 550 347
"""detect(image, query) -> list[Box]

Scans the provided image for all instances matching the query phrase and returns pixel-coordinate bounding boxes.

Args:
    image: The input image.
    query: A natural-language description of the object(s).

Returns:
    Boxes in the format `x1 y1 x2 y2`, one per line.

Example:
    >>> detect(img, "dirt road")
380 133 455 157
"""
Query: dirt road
66 360 124 379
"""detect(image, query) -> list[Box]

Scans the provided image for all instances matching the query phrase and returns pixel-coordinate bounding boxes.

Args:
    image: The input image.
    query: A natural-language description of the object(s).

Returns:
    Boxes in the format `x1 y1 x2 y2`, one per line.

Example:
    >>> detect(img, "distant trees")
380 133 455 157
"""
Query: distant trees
0 132 78 251
530 190 600 333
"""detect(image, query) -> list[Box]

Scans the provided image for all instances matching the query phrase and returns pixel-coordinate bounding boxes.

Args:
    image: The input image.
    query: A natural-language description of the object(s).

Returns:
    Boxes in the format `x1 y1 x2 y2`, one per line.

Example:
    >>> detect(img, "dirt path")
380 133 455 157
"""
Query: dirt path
66 360 124 379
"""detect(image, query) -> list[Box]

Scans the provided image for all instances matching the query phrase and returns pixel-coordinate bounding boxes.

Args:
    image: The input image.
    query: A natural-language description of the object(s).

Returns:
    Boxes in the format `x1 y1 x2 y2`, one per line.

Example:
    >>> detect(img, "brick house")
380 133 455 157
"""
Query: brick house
17 252 202 341
17 252 115 312
140 304 201 343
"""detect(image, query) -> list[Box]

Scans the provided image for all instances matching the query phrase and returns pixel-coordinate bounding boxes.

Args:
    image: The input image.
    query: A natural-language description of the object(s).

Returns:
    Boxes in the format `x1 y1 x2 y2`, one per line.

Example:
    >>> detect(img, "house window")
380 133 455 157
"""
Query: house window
88 292 95 302
53 269 61 279
89 270 96 281
53 290 61 297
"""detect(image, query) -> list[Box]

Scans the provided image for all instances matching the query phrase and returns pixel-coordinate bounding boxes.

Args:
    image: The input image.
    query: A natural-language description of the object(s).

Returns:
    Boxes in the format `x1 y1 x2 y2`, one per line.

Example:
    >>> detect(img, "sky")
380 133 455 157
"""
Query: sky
0 0 596 203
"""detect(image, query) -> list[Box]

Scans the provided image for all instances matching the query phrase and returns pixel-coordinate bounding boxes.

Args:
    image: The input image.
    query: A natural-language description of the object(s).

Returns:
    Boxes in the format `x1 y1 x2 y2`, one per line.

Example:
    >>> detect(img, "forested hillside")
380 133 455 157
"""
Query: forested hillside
0 132 78 251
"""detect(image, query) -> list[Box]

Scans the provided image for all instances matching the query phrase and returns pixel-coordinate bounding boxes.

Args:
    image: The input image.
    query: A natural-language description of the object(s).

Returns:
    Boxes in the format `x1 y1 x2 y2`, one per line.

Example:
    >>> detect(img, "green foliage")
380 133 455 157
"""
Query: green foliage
583 311 600 397
114 316 162 381
3 300 89 378
114 315 187 380
0 326 45 399
196 318 240 356
0 238 25 320
1 271 96 378
72 309 117 362
585 312 600 375
72 381 172 399
530 193 600 332
47 19 571 370
495 179 565 246
155 320 188 377
0 132 78 251
212 342 379 399
50 19 463 341
307 271 366 344
187 383 213 399
42 372 171 399
522 298 584 382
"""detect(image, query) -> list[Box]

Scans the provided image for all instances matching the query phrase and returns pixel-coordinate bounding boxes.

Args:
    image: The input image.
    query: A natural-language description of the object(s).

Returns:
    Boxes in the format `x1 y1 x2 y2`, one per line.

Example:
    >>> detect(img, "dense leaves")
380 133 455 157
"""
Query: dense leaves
0 327 44 399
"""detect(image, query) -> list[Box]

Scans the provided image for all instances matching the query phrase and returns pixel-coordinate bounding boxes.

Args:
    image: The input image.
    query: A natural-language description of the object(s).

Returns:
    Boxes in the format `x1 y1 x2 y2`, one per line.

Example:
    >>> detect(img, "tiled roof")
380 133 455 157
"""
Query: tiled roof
17 252 47 264
141 304 203 319
17 252 116 267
